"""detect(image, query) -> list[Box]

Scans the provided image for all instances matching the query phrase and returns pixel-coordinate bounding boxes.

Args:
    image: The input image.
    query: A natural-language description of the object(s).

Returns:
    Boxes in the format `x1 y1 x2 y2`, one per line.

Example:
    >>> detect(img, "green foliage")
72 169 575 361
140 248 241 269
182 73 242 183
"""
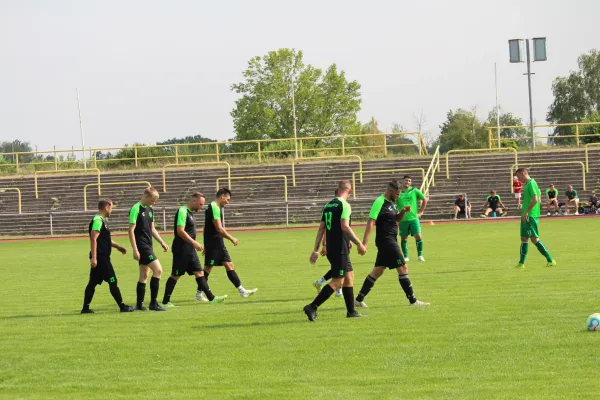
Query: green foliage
580 112 600 144
487 108 529 148
547 49 600 140
436 109 489 152
231 48 362 151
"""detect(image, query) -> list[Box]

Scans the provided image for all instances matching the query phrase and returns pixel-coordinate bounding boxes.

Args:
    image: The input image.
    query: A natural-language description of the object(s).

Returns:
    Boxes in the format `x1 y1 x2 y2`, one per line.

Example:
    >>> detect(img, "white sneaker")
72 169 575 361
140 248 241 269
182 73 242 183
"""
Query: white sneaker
195 291 209 302
313 280 323 293
404 257 410 262
547 212 551 216
354 299 368 308
335 288 343 297
409 300 430 307
555 212 559 216
418 256 425 262
240 288 258 298
575 212 580 215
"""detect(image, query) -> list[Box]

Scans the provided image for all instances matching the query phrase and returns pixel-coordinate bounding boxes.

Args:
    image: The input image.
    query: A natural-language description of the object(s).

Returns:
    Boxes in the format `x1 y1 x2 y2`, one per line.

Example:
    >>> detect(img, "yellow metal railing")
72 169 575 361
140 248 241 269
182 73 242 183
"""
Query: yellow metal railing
215 175 288 202
34 168 101 199
510 162 586 192
446 148 518 179
84 181 151 211
420 145 440 196
292 155 363 187
488 122 600 148
584 143 600 172
0 188 22 214
351 168 425 200
162 162 231 192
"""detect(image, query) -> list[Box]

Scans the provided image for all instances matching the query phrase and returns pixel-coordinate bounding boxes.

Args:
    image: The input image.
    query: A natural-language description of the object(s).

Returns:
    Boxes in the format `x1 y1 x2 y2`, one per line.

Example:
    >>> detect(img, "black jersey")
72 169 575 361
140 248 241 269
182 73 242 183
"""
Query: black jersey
321 197 352 255
172 206 196 255
368 195 398 245
487 195 501 209
129 202 154 251
89 214 111 258
204 201 223 244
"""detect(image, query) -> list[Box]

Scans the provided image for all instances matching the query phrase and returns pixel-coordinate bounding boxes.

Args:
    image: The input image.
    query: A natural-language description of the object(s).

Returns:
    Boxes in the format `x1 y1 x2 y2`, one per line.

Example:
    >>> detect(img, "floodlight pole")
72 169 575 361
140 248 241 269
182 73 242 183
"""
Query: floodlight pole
291 72 298 159
524 40 535 150
76 88 87 169
495 62 501 149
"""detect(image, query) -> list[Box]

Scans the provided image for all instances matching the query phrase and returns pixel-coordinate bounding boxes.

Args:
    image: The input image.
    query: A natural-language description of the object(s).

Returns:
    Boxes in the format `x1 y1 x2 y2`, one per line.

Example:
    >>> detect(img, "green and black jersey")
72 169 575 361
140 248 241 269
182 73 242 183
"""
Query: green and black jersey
321 197 352 255
89 214 111 258
129 202 154 251
172 206 196 255
565 189 578 200
204 201 223 244
369 195 398 245
546 189 557 199
486 195 501 209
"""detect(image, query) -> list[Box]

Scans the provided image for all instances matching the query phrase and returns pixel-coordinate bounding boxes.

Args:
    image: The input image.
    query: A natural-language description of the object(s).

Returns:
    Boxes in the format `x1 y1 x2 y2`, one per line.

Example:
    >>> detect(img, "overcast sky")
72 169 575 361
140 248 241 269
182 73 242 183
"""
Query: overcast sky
1 0 599 152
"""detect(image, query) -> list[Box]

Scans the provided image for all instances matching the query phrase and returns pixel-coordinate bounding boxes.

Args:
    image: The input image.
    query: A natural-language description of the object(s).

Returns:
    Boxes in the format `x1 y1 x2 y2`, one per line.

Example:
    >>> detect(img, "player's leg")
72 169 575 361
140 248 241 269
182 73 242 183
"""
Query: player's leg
313 270 333 293
355 266 385 307
466 204 472 218
453 205 460 219
81 268 101 314
412 220 424 261
303 255 344 321
395 263 428 306
163 253 184 306
529 219 555 266
136 264 150 311
101 260 134 312
342 268 364 318
575 199 580 215
400 221 410 260
223 262 257 298
146 258 165 311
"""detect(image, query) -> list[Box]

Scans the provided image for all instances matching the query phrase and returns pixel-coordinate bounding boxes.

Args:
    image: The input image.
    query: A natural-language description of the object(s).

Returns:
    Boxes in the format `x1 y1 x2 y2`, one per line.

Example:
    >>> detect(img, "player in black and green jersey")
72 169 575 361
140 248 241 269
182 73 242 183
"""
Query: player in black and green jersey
161 192 227 307
81 199 134 314
565 185 580 215
303 180 367 321
396 175 428 262
203 188 257 298
515 168 556 268
355 181 429 308
128 187 170 311
546 184 559 216
480 190 507 217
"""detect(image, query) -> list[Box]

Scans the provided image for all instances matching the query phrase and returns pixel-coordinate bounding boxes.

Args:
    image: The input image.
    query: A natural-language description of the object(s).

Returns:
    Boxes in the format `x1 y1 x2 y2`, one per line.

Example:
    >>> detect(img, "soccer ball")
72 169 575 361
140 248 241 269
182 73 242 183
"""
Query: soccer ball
587 313 600 331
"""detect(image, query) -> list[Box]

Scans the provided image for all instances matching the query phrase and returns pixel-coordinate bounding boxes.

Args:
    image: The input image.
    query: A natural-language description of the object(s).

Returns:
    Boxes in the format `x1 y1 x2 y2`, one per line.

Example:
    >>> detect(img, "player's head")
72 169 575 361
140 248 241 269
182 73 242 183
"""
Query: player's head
141 187 159 206
402 175 412 188
189 192 205 212
549 183 555 189
98 199 113 216
457 193 464 199
513 176 518 181
593 191 596 196
515 167 529 183
386 180 400 201
336 180 352 198
568 185 573 191
216 188 231 207
490 189 497 196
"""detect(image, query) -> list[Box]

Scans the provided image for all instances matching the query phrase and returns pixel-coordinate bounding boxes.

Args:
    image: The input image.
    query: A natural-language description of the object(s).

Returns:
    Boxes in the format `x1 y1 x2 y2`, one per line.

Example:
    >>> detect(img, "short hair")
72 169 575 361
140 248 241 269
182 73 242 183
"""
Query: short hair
388 180 400 190
191 192 205 200
338 180 352 192
549 183 554 186
98 199 113 210
403 175 411 180
143 187 159 198
216 188 232 198
515 167 528 174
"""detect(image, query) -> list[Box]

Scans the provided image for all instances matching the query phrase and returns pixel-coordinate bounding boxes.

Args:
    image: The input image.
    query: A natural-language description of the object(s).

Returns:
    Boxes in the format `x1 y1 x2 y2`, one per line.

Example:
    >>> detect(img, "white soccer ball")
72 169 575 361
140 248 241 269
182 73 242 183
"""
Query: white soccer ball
587 313 600 331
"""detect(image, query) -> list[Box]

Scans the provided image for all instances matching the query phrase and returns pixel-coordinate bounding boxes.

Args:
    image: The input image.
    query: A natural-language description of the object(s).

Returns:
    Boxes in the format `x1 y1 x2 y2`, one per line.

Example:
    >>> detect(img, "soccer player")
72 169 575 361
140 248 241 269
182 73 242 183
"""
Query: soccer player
565 185 580 215
515 167 556 268
161 192 227 307
397 175 428 262
128 187 170 311
202 188 257 298
513 176 523 209
546 184 559 216
303 180 366 321
81 199 134 314
480 190 507 217
312 235 344 298
355 181 429 308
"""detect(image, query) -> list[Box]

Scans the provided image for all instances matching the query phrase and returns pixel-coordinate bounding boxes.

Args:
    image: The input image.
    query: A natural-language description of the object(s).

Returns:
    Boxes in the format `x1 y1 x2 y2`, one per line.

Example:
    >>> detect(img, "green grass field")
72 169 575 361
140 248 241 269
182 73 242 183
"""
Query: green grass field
1 218 600 399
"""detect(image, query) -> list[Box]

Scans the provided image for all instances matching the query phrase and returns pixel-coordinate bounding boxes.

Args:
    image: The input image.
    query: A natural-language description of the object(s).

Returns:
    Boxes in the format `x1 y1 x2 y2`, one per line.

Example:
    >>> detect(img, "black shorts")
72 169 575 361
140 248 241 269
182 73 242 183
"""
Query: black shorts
204 243 232 267
172 252 202 276
326 253 353 278
89 258 117 285
139 249 158 266
375 241 406 269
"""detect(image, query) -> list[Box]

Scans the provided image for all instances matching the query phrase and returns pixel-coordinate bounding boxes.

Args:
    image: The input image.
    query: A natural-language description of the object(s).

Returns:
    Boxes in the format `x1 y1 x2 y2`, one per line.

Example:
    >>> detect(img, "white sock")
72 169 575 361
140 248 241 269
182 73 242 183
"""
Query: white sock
317 277 327 285
237 286 245 293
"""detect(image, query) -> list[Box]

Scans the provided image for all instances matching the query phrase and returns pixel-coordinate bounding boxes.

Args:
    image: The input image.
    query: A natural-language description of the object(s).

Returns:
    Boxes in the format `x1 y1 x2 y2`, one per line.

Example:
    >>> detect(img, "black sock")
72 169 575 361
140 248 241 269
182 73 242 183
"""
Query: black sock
150 277 160 304
136 282 146 307
108 282 124 307
342 287 356 314
323 270 332 281
399 274 416 304
356 275 377 302
83 280 96 310
196 276 215 301
204 270 210 282
163 277 178 304
310 284 335 309
226 270 242 288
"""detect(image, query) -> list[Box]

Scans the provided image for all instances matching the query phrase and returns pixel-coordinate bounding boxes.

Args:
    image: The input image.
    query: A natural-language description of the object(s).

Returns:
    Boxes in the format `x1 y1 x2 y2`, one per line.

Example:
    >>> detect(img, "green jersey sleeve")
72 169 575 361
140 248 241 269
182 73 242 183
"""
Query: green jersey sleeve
546 189 550 197
369 196 385 220
129 203 140 224
528 181 539 197
211 202 221 220
486 195 491 201
572 189 578 197
340 199 352 220
415 189 426 200
91 216 103 231
176 207 187 227
497 195 501 200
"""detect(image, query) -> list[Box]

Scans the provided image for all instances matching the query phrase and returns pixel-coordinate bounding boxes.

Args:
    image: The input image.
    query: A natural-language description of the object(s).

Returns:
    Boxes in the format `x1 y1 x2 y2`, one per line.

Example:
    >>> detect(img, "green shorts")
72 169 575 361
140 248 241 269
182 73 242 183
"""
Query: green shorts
520 217 540 238
400 219 421 237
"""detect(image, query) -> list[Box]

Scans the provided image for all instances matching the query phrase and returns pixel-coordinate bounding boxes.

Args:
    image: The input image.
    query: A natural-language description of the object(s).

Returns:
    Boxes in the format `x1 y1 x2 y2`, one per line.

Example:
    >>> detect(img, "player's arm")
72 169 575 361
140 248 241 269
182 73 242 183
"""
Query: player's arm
177 225 203 253
481 199 489 210
498 196 506 208
151 222 169 252
320 233 327 256
362 219 376 247
213 219 237 246
310 222 326 264
128 206 141 260
416 190 428 218
90 231 99 268
396 205 411 222
523 194 538 220
110 240 127 255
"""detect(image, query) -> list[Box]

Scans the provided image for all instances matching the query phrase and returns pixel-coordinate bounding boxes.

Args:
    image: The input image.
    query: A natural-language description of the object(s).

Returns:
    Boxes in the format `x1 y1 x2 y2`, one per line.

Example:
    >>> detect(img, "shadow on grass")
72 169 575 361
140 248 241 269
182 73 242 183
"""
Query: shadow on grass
197 320 305 329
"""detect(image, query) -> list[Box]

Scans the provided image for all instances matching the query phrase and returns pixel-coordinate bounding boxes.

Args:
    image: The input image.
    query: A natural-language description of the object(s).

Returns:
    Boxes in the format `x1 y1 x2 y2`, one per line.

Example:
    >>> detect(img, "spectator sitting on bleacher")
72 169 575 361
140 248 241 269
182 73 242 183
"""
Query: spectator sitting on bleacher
546 184 560 216
586 191 598 214
565 185 580 215
453 194 471 220
480 190 506 218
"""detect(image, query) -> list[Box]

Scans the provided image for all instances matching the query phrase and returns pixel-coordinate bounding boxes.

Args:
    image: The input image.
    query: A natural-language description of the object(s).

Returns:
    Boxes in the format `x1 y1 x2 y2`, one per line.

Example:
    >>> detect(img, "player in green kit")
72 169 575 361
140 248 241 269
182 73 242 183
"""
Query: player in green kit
514 168 556 268
396 175 428 262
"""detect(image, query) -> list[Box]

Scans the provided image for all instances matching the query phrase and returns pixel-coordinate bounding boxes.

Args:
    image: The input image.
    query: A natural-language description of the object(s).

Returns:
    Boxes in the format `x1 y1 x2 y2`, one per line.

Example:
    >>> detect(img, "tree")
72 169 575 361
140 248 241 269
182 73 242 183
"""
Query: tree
230 49 361 157
388 122 418 154
436 108 489 153
487 108 528 148
547 49 600 142
157 135 216 145
0 140 34 163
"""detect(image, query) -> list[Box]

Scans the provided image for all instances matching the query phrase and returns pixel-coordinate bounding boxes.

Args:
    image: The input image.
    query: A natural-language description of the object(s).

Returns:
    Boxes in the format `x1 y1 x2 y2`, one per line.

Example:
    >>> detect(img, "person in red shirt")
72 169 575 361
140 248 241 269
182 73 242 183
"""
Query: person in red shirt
513 176 523 209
